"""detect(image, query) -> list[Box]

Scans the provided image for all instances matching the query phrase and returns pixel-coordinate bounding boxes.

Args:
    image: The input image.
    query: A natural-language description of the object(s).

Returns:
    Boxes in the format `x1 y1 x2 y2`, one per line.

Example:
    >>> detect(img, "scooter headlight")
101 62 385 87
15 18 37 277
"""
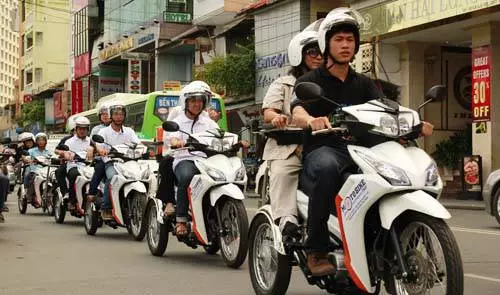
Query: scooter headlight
198 162 226 182
355 150 411 186
373 115 398 137
115 163 141 180
425 161 439 186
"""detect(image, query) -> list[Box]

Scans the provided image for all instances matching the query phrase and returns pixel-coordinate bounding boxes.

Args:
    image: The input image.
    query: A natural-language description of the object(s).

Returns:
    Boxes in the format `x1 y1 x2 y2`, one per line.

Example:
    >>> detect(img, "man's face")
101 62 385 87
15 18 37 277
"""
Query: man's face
111 111 125 125
328 31 356 64
37 138 47 149
76 126 88 138
186 96 205 116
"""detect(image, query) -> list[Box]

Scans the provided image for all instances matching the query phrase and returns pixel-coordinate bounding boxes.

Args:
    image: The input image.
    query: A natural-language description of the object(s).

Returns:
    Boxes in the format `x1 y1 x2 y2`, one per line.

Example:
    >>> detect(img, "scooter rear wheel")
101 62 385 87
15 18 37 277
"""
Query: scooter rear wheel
147 201 169 256
84 200 99 235
17 186 27 214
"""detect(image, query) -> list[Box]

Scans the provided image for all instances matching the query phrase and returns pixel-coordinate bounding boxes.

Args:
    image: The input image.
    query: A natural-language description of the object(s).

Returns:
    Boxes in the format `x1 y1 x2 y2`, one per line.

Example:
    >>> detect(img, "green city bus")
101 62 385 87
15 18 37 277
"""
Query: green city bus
67 90 228 141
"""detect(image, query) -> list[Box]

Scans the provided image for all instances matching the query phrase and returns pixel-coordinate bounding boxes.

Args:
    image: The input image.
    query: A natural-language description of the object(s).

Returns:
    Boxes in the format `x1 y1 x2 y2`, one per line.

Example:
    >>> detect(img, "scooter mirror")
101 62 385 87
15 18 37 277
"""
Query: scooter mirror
1 137 12 145
162 121 180 132
425 85 447 102
92 135 105 143
295 82 324 101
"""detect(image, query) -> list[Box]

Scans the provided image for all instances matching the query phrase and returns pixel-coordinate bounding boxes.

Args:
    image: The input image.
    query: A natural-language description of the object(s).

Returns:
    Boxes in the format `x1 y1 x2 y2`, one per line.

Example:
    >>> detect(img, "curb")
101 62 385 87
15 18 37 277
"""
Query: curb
441 203 485 211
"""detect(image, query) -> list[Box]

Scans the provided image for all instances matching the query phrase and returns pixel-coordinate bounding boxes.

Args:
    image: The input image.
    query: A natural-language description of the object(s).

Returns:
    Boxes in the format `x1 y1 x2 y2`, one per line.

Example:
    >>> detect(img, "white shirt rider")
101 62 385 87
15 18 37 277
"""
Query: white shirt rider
166 112 218 169
98 125 139 162
64 135 91 171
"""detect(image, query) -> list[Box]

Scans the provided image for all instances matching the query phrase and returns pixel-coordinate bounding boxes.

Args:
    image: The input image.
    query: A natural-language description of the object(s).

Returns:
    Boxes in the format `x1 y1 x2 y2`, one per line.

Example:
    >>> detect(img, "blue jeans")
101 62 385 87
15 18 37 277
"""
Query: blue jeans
301 146 354 253
88 159 105 196
102 163 117 210
174 161 200 222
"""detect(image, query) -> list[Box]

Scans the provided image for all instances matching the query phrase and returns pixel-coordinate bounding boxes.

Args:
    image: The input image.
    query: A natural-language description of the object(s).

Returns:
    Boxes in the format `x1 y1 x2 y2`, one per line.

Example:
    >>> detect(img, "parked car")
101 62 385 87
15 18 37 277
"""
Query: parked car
482 170 500 224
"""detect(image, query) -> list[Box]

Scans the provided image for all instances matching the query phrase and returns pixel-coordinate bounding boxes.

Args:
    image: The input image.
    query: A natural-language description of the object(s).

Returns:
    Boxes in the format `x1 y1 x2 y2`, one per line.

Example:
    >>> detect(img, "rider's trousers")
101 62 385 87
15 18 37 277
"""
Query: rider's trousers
67 167 80 203
0 174 8 209
157 156 175 205
174 160 200 223
268 154 301 223
301 146 354 253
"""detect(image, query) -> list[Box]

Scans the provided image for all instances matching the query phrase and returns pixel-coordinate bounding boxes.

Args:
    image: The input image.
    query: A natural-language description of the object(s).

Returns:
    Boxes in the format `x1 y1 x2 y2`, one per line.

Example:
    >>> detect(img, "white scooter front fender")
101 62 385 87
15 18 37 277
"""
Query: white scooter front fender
379 190 451 230
123 181 147 198
209 183 244 206
251 205 286 255
148 197 165 224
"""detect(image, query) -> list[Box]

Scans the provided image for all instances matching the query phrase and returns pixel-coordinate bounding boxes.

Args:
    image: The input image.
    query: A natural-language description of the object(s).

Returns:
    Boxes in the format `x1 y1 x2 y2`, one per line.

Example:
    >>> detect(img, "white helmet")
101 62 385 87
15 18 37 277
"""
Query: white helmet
288 30 320 67
19 132 35 142
74 116 91 129
98 101 110 121
303 18 324 32
108 101 127 121
66 116 78 132
35 132 48 142
178 81 212 110
318 7 362 55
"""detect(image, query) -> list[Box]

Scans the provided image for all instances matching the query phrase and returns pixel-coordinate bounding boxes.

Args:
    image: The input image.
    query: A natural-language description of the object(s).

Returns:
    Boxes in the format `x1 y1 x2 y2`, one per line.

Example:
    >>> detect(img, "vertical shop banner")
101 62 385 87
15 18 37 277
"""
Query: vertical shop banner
54 91 66 123
71 80 83 114
128 59 141 94
471 46 491 122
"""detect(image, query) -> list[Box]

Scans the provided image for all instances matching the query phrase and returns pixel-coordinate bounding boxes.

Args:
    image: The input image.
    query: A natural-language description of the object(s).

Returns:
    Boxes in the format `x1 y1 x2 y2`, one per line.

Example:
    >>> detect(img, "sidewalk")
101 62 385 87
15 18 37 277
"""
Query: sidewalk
245 192 486 211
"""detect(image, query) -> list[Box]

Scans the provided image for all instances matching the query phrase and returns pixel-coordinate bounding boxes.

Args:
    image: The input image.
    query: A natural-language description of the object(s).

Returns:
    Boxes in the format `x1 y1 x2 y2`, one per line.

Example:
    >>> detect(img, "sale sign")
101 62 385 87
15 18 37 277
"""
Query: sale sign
128 59 141 94
471 46 491 122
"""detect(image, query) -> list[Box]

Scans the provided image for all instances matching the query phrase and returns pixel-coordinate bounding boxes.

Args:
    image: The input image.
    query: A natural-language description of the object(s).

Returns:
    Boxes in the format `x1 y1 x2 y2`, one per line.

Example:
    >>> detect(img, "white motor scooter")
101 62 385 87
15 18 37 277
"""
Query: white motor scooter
84 136 156 241
53 148 94 224
146 122 249 269
248 83 464 295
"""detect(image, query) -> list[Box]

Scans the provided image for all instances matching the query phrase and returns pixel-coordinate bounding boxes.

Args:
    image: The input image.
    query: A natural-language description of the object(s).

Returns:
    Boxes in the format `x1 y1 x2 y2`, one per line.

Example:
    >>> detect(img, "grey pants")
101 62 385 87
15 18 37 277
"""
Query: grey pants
268 154 301 222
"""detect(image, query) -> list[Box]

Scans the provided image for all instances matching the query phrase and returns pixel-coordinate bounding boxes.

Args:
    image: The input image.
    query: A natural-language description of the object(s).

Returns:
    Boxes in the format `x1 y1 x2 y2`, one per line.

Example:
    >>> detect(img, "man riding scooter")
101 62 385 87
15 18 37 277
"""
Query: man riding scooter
54 117 93 210
94 101 140 220
23 133 52 208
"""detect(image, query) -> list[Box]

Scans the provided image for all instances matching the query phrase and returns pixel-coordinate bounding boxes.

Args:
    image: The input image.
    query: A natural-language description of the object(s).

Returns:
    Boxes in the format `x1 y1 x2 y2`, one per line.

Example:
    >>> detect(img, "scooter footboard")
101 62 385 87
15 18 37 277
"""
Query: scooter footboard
379 190 451 230
250 205 286 255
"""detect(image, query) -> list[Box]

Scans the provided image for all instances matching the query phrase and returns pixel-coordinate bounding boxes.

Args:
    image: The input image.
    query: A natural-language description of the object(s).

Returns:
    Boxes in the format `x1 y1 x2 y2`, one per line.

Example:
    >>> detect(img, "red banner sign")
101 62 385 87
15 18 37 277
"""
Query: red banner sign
23 95 33 103
71 80 83 114
54 91 65 123
471 45 491 122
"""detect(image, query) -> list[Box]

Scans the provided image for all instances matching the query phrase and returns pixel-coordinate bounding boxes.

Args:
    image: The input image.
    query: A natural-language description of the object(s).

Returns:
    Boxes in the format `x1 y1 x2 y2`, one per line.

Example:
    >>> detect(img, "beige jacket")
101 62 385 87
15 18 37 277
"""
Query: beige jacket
262 75 299 160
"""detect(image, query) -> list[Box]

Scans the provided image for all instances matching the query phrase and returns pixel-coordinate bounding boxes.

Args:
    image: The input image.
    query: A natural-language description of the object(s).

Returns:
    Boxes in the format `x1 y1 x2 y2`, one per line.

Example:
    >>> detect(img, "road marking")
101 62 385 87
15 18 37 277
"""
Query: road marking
451 227 500 236
465 273 500 283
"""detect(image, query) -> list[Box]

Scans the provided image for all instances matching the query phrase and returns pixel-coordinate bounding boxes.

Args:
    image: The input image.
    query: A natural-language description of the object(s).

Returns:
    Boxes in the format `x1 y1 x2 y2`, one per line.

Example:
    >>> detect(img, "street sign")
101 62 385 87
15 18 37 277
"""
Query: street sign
121 52 151 60
163 80 181 91
163 11 191 24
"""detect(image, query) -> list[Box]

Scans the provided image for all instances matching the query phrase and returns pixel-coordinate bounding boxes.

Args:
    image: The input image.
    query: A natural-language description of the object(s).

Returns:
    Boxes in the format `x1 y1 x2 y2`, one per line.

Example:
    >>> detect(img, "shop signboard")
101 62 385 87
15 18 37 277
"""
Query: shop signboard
71 80 83 114
128 59 142 94
163 80 181 91
99 66 124 97
54 91 66 124
359 0 500 40
471 45 491 122
255 51 290 103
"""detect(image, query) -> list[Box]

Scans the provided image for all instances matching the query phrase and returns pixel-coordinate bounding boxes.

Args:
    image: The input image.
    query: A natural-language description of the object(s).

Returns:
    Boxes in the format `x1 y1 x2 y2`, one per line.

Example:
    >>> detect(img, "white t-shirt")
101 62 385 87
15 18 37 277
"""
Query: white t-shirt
98 125 139 146
64 136 91 171
166 112 219 169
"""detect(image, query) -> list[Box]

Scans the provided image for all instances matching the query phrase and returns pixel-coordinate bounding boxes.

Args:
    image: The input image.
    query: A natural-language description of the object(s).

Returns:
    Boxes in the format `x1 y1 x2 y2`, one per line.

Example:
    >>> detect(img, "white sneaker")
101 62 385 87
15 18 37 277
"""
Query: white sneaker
63 193 69 200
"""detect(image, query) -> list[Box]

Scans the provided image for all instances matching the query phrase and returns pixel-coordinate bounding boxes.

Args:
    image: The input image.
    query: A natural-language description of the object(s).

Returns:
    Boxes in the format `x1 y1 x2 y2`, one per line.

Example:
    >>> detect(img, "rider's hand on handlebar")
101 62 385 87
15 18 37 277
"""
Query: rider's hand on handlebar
170 138 185 148
63 151 75 161
271 114 289 129
420 121 434 137
97 146 109 157
307 116 332 131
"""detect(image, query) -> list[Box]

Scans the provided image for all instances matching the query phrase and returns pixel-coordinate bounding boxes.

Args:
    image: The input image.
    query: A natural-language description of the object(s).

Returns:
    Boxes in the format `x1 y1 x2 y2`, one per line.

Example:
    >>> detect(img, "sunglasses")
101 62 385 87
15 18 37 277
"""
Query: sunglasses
305 48 322 58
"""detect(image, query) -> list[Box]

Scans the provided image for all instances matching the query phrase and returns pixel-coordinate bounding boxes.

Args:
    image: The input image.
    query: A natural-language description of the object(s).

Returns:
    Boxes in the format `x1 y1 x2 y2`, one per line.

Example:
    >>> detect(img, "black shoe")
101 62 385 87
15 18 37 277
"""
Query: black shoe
2 206 8 212
281 221 301 242
0 213 5 223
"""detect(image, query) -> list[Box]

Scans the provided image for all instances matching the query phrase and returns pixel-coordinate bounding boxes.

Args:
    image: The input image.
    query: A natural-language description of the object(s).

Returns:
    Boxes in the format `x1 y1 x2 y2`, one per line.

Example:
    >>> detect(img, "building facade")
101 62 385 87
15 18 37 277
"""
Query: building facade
350 0 500 196
0 0 19 131
18 0 70 131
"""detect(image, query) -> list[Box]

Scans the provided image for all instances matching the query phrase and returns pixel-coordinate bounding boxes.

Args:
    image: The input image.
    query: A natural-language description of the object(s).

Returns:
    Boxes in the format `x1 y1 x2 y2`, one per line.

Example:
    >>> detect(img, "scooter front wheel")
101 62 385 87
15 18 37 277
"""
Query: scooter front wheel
84 200 99 235
129 192 148 241
18 186 27 214
146 200 169 256
218 198 249 269
54 191 66 224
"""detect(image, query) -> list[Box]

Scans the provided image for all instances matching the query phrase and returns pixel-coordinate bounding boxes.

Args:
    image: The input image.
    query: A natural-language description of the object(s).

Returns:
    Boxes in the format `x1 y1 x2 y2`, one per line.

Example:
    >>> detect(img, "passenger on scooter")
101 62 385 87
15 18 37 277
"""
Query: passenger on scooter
157 81 219 217
262 28 323 239
291 8 434 277
23 133 52 207
54 117 92 210
164 81 219 237
85 102 112 210
54 116 79 206
95 102 140 220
